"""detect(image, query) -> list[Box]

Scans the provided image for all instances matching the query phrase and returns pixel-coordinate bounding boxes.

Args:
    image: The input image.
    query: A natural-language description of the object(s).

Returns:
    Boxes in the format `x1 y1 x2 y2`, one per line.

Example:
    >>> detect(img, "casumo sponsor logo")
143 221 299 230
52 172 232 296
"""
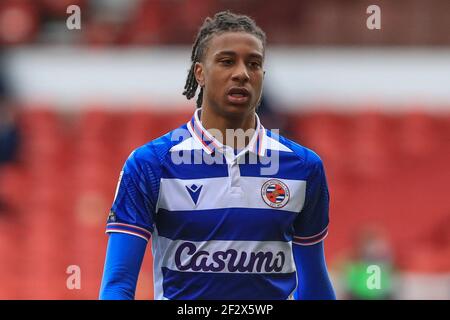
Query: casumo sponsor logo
174 242 286 273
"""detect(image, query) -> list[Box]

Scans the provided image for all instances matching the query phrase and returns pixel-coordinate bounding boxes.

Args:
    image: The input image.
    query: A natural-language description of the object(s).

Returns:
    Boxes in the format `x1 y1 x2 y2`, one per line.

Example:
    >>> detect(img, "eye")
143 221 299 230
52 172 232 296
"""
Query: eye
220 59 233 66
249 61 262 69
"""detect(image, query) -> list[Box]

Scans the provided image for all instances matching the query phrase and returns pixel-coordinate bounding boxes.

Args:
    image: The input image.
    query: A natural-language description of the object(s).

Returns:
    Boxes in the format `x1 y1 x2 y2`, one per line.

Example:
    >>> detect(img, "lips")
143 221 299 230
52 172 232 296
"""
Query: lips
226 87 250 105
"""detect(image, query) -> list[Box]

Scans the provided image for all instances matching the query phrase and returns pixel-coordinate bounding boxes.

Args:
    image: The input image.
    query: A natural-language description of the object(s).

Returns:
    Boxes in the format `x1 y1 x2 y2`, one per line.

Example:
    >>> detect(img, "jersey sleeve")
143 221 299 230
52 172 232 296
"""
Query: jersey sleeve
105 150 156 242
293 153 330 246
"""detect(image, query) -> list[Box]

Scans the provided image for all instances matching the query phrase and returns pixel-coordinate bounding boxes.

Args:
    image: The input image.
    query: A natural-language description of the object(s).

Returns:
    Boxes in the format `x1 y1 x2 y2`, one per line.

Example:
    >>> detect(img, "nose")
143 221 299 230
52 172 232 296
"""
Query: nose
231 61 250 83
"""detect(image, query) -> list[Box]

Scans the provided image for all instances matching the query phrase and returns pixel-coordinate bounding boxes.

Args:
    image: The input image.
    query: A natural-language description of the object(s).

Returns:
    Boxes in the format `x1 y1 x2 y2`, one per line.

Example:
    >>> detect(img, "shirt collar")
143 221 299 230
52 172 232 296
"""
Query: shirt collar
186 108 267 157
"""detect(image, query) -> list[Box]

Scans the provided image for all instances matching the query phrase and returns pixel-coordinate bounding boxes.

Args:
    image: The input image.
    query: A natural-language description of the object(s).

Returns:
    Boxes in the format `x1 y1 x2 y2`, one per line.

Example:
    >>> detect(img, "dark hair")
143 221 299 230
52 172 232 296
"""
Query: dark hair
182 11 266 108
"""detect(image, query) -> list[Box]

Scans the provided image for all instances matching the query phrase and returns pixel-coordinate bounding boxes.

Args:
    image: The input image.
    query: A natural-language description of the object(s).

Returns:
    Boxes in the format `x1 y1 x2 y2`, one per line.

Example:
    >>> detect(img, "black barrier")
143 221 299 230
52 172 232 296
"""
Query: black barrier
0 300 445 319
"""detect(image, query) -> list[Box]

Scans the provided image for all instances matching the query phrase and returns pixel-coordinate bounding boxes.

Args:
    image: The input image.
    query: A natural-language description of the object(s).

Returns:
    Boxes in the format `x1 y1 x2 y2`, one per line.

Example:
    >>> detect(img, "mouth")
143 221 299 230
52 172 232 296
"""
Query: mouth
226 87 250 105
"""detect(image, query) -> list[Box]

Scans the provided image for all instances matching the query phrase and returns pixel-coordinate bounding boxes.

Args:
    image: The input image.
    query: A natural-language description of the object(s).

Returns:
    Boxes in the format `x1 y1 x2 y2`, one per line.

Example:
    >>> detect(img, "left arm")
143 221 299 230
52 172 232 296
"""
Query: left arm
293 241 336 300
292 150 336 299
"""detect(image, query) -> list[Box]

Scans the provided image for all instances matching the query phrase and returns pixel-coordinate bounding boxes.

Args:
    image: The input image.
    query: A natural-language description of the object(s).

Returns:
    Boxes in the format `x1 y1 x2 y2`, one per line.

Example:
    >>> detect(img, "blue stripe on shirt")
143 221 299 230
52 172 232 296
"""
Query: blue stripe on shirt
155 207 297 242
161 267 297 300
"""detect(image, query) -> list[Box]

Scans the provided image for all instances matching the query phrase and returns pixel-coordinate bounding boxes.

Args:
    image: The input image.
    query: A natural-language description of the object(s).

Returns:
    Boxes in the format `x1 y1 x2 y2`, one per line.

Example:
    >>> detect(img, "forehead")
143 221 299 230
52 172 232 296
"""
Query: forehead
204 32 264 59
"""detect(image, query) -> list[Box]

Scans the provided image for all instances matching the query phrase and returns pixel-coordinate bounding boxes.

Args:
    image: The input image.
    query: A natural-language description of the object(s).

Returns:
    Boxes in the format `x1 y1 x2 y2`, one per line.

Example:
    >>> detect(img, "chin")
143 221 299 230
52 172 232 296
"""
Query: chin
222 103 254 115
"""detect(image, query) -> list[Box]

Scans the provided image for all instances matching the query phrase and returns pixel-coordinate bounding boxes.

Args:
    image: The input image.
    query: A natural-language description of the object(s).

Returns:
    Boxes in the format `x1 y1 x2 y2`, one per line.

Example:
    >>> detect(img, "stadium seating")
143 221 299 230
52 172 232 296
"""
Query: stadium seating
0 107 448 299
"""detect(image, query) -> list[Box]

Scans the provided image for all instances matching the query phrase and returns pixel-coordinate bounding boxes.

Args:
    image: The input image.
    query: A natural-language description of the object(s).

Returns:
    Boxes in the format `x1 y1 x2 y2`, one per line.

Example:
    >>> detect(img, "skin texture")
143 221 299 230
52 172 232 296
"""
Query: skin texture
193 32 265 148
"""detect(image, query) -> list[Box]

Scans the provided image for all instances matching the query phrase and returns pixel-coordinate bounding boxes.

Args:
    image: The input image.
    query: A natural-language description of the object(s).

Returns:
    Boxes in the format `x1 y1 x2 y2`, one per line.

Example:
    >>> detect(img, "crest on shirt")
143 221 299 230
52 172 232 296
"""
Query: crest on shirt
261 179 290 208
107 210 117 223
186 184 203 205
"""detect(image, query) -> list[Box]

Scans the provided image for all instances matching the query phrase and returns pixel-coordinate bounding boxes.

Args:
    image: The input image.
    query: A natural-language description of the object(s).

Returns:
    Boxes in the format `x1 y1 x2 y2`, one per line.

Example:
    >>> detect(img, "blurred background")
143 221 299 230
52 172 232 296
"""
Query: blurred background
0 0 449 300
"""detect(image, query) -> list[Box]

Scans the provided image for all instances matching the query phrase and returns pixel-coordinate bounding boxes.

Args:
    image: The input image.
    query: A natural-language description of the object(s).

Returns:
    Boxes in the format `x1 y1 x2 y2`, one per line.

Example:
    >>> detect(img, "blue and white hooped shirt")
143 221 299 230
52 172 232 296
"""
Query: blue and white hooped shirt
105 108 330 300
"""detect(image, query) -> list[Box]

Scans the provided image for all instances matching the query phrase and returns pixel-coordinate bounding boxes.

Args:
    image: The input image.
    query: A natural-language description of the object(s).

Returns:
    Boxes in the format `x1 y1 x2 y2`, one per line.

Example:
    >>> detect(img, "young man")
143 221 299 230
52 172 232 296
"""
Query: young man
99 11 336 300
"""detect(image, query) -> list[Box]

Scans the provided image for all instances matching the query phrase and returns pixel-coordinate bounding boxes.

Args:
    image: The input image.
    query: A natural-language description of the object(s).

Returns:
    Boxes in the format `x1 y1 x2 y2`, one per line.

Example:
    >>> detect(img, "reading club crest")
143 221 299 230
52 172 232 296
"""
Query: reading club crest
261 179 290 208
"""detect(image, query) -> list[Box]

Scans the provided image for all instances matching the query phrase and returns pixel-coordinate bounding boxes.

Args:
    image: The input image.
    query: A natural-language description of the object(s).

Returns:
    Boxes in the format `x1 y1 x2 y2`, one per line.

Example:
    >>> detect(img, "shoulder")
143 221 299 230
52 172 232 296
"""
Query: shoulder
124 123 190 171
267 129 324 172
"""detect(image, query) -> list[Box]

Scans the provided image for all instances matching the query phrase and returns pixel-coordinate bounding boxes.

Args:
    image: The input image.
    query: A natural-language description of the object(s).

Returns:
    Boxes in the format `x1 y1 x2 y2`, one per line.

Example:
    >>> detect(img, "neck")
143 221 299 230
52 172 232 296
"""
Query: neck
199 106 256 150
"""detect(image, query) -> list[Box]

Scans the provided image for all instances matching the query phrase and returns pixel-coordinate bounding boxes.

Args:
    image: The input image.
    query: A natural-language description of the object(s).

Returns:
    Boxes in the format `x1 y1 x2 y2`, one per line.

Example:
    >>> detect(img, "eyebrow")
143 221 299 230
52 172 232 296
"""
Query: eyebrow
214 51 263 60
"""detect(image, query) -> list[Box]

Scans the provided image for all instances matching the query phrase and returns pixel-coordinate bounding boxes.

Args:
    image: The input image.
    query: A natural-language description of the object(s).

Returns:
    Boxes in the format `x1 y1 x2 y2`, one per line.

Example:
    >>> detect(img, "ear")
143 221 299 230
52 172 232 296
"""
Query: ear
194 62 205 88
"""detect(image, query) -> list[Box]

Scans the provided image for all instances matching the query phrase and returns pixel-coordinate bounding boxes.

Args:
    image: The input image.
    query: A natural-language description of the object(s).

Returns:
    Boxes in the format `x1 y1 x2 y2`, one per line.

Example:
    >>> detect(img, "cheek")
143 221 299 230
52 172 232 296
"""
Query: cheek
206 72 228 93
252 74 264 92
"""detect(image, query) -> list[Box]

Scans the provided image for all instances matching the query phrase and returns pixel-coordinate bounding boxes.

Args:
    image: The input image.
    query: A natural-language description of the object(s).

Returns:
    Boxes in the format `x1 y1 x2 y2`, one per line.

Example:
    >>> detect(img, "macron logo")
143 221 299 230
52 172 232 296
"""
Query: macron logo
186 184 203 205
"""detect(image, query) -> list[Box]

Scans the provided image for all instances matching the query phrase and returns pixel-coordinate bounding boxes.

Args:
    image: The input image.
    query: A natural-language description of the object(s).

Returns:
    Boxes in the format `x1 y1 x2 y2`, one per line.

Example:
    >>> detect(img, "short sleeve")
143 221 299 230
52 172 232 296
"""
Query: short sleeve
105 150 156 242
293 156 330 246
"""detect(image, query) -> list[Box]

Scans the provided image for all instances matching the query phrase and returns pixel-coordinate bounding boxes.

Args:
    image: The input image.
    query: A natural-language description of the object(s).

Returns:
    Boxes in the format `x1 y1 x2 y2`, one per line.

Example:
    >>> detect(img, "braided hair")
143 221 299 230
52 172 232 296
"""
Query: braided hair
182 11 266 108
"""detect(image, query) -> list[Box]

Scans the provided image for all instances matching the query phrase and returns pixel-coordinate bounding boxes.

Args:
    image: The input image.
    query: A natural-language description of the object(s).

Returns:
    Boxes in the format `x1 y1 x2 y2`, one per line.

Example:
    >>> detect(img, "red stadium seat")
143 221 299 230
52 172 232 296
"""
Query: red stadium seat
3 107 449 299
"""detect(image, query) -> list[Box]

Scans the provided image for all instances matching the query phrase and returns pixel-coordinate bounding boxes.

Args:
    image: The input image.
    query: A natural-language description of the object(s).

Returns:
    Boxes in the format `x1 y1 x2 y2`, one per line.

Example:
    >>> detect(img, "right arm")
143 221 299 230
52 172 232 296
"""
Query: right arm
99 232 147 300
99 149 157 299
